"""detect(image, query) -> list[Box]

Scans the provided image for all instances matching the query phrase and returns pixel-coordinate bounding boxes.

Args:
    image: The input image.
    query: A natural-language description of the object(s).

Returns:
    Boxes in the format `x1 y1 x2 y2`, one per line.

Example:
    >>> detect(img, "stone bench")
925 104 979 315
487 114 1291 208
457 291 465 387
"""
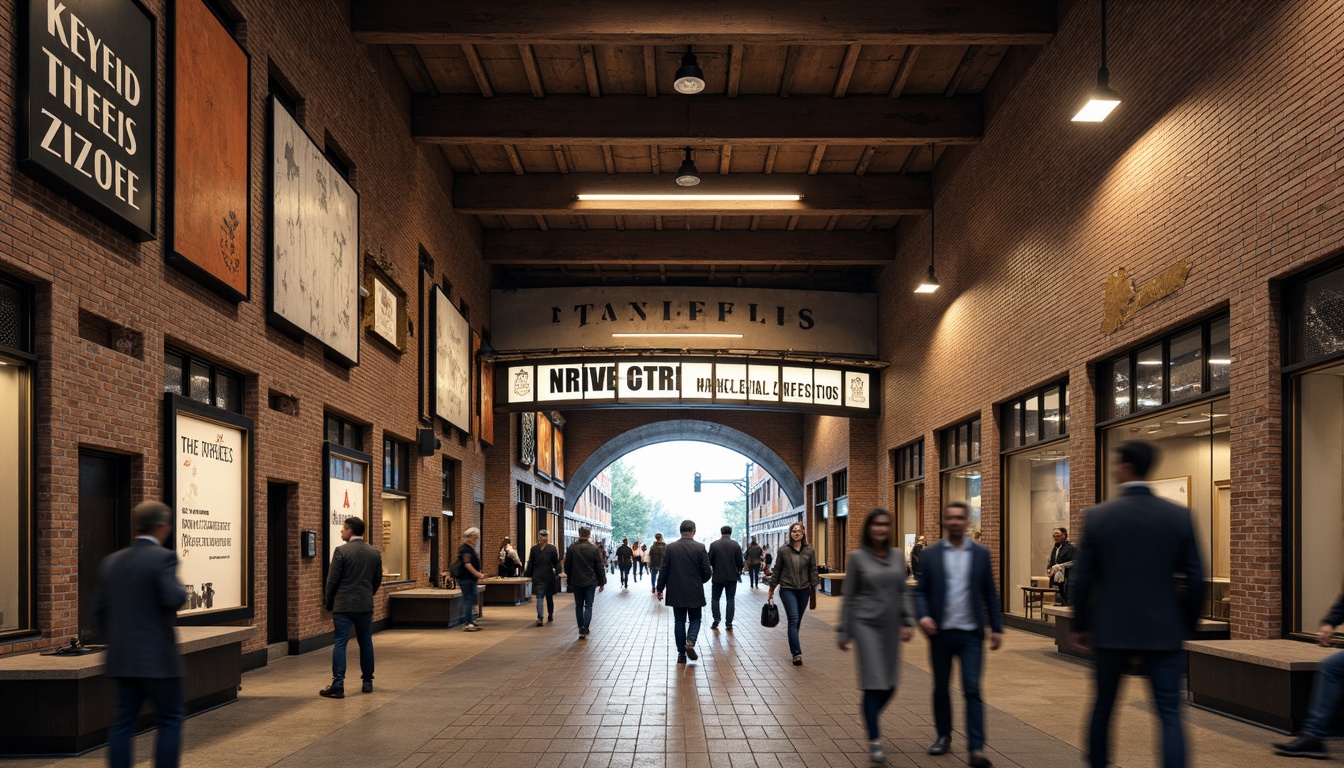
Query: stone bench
388 586 486 628
1185 639 1344 734
1044 606 1229 662
481 577 533 606
0 626 254 756
818 573 845 596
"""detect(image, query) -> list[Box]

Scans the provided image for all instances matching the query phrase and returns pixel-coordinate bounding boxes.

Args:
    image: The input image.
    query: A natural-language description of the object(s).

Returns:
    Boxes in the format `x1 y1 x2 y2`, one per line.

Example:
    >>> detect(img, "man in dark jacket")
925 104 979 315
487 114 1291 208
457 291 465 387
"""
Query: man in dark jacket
1273 586 1344 758
1072 441 1205 768
1047 527 1077 606
657 520 713 663
321 516 383 698
648 533 667 593
616 538 634 589
744 538 763 589
525 530 562 627
709 526 745 631
95 501 187 768
564 526 606 638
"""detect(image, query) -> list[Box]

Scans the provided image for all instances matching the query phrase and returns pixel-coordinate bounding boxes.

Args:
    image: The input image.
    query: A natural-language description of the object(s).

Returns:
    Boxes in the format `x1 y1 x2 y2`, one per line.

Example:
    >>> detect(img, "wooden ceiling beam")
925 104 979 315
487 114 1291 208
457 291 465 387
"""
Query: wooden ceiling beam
455 172 930 216
413 94 982 146
482 230 896 265
461 44 493 97
518 44 546 97
352 1 1056 46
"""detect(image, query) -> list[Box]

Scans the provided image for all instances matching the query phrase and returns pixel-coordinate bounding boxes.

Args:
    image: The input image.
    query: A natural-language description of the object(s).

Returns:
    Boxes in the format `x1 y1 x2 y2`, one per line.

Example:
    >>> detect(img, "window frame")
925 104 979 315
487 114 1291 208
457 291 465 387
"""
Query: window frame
165 347 245 414
0 275 35 639
1097 314 1231 426
382 436 410 495
324 413 364 452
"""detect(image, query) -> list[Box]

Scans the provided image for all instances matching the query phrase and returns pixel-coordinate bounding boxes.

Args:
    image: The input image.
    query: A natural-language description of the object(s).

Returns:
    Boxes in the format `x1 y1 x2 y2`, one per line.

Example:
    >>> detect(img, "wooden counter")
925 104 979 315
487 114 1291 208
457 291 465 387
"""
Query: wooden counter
482 577 533 605
388 586 486 628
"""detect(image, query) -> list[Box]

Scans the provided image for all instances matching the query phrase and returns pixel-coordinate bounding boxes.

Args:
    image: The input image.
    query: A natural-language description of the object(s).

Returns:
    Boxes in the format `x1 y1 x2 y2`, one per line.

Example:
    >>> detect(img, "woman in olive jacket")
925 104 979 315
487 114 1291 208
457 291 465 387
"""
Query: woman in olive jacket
767 521 820 665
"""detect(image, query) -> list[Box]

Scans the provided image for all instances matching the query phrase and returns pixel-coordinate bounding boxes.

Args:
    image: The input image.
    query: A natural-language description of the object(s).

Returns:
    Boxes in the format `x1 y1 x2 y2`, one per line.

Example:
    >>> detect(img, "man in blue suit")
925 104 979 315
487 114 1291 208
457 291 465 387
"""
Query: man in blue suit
1071 440 1205 768
94 501 188 768
915 501 1003 768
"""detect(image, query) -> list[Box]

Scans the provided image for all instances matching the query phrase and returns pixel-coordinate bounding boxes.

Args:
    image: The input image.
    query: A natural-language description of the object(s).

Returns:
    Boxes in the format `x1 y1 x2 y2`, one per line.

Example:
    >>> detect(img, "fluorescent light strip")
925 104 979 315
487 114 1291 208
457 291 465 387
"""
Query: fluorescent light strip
611 333 744 339
577 194 802 202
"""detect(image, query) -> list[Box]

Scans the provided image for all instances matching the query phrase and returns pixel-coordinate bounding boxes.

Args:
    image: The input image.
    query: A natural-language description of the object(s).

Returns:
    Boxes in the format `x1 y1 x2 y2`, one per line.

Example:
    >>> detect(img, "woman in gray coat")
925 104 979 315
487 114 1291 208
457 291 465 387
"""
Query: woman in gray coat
838 508 916 764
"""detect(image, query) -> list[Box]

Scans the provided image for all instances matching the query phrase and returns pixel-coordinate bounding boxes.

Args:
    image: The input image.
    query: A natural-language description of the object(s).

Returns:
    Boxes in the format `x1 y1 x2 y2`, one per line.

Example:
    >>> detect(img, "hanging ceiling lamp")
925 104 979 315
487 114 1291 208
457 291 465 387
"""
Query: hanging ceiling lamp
675 148 701 187
673 48 706 94
915 144 940 294
1072 0 1122 122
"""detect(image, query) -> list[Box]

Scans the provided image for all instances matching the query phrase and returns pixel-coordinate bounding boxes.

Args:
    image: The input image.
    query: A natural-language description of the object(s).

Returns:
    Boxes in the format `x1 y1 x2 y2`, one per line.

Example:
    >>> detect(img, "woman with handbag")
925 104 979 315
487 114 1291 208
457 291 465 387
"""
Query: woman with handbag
838 508 917 764
767 522 820 666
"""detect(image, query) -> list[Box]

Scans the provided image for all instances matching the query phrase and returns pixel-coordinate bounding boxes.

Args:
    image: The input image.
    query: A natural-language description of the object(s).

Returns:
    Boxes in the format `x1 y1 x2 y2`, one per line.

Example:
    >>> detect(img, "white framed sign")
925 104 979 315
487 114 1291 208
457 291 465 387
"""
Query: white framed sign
432 286 472 433
324 443 371 567
165 394 253 623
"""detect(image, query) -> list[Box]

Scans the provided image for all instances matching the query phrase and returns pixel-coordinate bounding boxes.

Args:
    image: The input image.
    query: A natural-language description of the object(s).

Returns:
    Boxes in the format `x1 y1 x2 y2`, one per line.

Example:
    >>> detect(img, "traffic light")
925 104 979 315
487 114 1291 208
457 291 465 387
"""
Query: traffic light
693 472 702 492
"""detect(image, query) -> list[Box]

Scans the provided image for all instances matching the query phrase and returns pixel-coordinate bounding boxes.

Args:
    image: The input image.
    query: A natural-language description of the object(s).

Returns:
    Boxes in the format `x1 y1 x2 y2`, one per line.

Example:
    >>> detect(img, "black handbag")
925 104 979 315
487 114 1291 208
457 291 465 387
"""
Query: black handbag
761 600 780 628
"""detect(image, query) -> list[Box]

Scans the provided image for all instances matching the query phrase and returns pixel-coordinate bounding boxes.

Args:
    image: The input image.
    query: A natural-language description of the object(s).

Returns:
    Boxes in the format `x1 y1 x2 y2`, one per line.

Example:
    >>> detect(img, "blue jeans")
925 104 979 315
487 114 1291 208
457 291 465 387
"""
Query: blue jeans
930 630 986 751
712 581 737 626
1302 648 1344 739
332 611 374 688
779 587 810 656
673 605 703 651
108 677 184 768
572 585 596 631
649 566 661 591
459 578 478 625
534 585 554 620
1089 649 1184 768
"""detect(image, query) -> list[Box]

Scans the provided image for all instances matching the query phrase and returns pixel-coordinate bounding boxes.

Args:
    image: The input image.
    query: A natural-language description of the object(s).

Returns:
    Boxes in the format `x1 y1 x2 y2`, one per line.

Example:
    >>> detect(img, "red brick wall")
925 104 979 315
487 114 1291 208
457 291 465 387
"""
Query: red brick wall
0 0 489 656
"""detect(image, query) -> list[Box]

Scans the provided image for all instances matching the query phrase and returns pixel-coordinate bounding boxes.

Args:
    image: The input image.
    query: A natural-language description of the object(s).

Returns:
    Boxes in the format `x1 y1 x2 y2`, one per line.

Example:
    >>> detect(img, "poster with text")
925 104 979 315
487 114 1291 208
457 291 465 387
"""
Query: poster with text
270 97 359 365
328 474 366 564
170 0 249 301
175 412 246 615
433 287 471 432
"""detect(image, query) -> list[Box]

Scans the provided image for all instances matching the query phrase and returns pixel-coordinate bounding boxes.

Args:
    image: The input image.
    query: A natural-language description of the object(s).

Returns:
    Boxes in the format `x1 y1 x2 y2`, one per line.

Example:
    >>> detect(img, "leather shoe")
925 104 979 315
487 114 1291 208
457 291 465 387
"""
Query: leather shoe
927 735 951 756
677 653 687 664
684 642 698 660
319 685 344 699
968 750 993 768
361 681 373 694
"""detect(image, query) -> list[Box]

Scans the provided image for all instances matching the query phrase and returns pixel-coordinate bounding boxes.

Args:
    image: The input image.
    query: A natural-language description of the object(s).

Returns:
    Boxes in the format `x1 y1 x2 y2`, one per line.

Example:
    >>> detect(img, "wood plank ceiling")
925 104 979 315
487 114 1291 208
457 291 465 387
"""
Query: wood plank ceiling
351 1 1056 289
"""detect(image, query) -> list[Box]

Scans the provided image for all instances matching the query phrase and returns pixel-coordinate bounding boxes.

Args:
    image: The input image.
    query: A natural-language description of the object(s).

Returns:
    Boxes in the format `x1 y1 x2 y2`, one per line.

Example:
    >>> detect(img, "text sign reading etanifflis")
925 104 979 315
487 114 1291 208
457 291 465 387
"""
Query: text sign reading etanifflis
491 287 877 358
20 0 156 240
501 358 876 417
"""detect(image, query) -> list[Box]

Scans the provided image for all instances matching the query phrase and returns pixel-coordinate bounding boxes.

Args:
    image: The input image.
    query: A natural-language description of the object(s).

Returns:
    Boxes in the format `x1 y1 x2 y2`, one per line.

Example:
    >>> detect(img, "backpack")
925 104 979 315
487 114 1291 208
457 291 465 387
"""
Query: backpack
449 554 465 581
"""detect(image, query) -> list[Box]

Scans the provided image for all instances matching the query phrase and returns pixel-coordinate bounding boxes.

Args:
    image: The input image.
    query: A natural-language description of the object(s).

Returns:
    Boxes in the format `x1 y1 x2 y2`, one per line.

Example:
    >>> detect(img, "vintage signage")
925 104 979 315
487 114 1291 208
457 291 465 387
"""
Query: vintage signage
19 0 156 240
432 287 471 433
501 358 876 416
491 287 877 358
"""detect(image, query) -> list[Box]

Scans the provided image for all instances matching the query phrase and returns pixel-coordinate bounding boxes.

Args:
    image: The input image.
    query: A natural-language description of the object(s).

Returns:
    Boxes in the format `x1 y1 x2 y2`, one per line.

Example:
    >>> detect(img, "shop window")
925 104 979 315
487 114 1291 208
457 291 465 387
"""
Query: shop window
383 438 409 494
811 478 828 565
324 413 363 451
165 348 244 414
1002 383 1070 619
941 417 983 538
441 457 456 510
380 437 409 582
1099 315 1230 422
0 276 33 637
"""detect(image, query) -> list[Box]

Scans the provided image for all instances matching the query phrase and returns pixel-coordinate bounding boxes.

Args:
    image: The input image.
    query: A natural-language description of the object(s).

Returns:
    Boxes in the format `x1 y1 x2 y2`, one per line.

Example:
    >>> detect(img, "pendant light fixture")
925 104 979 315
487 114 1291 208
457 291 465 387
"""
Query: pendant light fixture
673 48 706 94
1072 0 1122 122
675 147 701 187
915 144 940 294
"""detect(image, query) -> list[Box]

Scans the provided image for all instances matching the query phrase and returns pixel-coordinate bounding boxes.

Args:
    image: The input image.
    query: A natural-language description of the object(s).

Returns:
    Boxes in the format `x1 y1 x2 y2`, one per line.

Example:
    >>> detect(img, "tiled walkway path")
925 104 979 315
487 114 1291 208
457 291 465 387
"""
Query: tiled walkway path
17 580 1288 767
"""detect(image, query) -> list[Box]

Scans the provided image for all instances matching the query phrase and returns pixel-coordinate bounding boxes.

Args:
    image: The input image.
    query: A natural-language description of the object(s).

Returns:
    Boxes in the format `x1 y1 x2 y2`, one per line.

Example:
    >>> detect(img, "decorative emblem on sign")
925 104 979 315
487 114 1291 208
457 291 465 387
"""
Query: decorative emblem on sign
849 375 866 403
519 412 537 466
513 368 532 397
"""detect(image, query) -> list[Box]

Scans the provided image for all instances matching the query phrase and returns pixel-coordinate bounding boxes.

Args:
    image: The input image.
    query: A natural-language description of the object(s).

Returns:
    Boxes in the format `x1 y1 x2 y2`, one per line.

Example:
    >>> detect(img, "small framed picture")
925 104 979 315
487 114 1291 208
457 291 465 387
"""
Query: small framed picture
363 260 407 352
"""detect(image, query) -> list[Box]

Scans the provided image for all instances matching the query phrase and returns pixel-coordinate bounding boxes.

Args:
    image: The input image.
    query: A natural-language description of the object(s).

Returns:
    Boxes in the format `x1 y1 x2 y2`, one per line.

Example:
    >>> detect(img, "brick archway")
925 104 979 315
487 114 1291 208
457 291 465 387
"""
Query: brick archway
564 419 804 512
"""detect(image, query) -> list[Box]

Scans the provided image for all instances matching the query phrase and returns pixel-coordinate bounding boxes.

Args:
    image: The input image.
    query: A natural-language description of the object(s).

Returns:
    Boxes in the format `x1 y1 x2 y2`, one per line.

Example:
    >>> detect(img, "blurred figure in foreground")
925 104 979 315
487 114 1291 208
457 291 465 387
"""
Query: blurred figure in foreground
1272 586 1344 758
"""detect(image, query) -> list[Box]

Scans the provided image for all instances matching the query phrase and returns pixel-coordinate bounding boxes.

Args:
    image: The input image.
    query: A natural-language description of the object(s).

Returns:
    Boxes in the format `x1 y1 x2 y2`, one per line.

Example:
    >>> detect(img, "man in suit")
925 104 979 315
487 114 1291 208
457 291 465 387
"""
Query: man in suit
1047 527 1077 606
95 501 188 768
709 525 745 631
657 519 713 663
1273 585 1344 758
320 516 382 698
564 526 606 638
525 529 562 627
915 501 1004 768
1071 441 1205 768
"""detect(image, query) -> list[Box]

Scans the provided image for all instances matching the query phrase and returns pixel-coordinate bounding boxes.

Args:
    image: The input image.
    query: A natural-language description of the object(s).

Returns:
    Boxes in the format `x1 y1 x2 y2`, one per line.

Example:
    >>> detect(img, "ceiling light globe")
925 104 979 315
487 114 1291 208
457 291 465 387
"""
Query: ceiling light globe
674 72 705 94
675 172 701 187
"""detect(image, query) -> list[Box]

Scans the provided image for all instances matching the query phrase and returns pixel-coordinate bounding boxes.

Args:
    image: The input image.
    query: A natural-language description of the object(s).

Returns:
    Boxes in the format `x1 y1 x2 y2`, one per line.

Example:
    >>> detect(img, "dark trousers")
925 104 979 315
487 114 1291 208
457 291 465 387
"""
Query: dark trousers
108 676 184 768
649 566 660 591
459 578 478 625
332 610 374 688
711 581 737 626
572 585 596 631
619 564 631 587
747 564 761 588
1089 649 1185 768
863 688 895 741
673 606 703 651
930 629 986 751
1303 648 1344 738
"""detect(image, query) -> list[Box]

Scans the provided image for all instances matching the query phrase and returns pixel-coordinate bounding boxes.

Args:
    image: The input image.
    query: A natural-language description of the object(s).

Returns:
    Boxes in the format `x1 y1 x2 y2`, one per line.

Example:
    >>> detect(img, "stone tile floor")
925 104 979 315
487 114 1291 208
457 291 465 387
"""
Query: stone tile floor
13 580 1299 767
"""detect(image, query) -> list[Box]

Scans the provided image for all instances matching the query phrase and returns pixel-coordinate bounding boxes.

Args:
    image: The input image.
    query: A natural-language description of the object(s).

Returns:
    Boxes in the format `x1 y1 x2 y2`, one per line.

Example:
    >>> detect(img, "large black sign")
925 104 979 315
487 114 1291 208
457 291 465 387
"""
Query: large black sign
19 0 156 241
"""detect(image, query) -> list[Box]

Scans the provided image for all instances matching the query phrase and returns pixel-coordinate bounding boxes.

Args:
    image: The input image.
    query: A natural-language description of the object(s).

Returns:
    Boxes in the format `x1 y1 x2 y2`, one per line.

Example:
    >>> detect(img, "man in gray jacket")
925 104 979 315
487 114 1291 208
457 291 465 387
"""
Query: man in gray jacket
657 520 713 663
709 526 745 631
321 516 382 698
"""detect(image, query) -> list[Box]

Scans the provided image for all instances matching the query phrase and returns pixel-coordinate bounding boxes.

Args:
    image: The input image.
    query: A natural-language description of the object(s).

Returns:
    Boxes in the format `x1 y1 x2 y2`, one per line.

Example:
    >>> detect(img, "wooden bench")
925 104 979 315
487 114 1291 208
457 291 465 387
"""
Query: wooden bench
481 577 533 605
388 586 486 628
818 573 845 596
1185 639 1344 734
0 626 254 756
1044 607 1229 662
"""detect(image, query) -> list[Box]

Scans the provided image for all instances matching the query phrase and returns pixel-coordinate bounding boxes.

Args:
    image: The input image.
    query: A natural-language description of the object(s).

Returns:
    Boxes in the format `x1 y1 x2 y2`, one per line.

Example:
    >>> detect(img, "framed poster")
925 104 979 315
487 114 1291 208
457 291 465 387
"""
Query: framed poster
432 286 471 432
269 96 360 366
536 412 554 479
164 394 254 624
324 442 372 571
362 259 406 352
553 424 565 484
18 0 156 240
480 355 495 445
1150 475 1191 508
168 0 250 301
518 411 536 466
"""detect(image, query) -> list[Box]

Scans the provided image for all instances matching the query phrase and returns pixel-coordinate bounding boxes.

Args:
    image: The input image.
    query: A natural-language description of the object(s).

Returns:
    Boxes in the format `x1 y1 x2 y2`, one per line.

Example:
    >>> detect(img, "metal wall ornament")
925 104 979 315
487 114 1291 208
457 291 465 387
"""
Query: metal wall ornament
518 411 536 467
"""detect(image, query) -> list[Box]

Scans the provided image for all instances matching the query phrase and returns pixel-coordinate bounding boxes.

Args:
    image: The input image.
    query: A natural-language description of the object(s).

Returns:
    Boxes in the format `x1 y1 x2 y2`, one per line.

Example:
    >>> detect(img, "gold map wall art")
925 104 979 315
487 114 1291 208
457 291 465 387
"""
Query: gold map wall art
1101 261 1192 335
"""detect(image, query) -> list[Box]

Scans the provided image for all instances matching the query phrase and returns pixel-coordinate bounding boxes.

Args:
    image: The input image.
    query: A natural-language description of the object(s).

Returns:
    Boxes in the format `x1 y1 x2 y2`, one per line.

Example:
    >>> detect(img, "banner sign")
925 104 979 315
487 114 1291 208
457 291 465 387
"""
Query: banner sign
500 358 876 417
491 287 877 358
20 0 156 240
325 445 369 566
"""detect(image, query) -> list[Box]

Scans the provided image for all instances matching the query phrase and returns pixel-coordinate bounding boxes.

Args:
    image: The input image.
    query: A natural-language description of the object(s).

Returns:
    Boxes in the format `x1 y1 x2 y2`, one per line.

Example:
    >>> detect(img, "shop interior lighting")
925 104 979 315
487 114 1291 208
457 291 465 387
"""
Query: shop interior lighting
576 193 801 202
674 147 701 187
1209 358 1232 365
611 333 744 339
673 48 706 94
1072 0 1122 122
915 144 941 293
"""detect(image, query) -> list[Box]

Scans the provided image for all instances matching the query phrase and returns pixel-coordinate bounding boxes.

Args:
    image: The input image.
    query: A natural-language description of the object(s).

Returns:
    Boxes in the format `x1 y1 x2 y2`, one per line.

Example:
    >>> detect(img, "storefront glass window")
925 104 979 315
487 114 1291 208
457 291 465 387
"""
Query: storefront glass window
942 468 983 539
1004 445 1069 618
0 356 32 635
1106 357 1132 420
1295 363 1344 633
1169 328 1204 402
380 496 408 580
1136 344 1164 409
1209 318 1231 391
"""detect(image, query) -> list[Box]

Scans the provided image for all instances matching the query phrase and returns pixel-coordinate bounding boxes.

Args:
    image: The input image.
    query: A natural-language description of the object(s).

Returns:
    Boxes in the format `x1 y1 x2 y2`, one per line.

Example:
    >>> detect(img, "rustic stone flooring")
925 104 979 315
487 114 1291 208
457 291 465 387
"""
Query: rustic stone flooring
15 580 1291 767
